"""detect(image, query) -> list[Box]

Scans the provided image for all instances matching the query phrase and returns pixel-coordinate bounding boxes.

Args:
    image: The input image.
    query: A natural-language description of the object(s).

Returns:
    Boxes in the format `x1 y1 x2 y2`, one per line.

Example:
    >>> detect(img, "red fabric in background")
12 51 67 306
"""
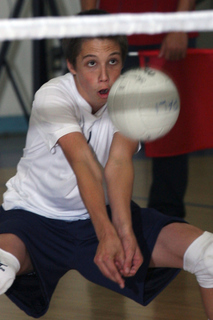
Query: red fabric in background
138 49 213 157
99 0 198 45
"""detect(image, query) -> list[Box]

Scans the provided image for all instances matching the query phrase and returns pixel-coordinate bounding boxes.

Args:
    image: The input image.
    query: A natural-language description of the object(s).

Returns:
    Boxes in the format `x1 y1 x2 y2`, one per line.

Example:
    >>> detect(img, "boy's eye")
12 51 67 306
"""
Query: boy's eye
88 61 96 67
109 59 117 65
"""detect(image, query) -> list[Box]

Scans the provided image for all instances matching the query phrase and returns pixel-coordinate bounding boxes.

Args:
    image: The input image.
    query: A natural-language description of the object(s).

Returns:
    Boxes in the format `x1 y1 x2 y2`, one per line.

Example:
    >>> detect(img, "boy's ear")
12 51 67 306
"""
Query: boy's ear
67 60 76 75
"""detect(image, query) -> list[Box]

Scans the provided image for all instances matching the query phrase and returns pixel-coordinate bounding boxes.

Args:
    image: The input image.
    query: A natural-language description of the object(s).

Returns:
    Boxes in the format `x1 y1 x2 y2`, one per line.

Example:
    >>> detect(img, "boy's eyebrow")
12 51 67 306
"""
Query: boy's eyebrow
110 51 121 57
82 51 121 60
82 54 96 60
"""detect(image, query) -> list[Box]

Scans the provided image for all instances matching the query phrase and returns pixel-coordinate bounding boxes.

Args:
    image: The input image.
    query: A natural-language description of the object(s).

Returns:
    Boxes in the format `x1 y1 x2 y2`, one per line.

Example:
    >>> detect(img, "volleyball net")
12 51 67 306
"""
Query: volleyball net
0 10 213 41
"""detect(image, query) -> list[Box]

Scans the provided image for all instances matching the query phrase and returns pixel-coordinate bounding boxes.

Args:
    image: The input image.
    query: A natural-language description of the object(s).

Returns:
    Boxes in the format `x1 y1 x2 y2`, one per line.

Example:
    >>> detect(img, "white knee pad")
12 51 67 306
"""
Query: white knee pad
0 249 20 294
183 231 213 288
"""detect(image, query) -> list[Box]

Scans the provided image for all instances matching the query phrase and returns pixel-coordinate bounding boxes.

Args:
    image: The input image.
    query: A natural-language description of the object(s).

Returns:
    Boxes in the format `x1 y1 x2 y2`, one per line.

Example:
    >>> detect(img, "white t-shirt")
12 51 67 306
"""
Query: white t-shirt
3 73 117 221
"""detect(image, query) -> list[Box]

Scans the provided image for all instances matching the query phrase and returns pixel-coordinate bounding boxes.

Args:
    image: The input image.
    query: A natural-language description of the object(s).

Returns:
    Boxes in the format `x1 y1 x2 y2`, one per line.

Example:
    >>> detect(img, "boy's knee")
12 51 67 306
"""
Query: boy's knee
183 231 213 288
0 249 20 294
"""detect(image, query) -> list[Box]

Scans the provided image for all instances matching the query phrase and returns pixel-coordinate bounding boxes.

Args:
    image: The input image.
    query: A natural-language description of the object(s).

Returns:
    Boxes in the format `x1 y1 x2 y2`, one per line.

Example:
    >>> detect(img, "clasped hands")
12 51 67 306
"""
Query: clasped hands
94 227 143 289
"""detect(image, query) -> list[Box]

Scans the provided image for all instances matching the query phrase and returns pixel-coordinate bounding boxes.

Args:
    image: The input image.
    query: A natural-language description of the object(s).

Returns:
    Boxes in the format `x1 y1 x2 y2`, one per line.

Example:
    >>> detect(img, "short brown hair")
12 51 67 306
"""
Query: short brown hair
62 9 128 68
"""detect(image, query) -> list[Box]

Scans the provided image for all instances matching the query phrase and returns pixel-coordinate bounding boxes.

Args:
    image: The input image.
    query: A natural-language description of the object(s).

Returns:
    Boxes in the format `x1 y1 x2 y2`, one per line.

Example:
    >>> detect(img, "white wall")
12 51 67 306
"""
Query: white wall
0 0 212 127
0 0 81 123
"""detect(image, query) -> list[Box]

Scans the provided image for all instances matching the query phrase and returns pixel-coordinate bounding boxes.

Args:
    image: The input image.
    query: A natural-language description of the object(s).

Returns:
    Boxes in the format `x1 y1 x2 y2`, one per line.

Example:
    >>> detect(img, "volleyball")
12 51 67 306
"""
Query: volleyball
108 68 180 141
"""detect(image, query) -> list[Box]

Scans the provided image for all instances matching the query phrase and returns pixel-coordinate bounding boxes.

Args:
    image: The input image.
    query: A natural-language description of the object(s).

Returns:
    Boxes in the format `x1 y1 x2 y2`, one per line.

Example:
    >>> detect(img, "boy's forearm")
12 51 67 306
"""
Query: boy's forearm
105 159 134 236
58 132 115 241
74 161 115 240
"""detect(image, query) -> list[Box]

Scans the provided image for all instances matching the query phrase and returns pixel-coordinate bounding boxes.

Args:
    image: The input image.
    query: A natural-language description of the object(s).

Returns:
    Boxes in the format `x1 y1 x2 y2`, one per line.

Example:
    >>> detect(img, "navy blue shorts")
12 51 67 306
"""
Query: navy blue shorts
0 202 185 318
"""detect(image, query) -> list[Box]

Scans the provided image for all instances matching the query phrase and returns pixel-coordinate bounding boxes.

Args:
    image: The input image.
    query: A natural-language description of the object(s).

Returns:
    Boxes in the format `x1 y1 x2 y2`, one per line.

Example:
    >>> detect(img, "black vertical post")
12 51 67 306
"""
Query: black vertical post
32 0 48 94
48 0 60 16
0 0 25 77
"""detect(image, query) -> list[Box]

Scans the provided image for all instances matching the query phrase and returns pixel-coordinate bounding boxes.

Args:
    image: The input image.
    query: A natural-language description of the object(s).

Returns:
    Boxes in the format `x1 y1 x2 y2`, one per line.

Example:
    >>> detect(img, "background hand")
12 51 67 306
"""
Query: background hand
159 32 188 60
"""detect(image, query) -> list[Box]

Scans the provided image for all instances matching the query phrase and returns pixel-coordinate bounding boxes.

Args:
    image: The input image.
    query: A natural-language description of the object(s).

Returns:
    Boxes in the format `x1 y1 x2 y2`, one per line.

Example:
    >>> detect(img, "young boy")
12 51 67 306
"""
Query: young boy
0 9 212 319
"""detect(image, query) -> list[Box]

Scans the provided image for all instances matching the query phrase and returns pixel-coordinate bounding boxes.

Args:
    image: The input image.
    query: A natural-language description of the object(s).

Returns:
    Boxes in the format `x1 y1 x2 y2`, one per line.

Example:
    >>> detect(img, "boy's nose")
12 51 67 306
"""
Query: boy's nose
99 66 108 82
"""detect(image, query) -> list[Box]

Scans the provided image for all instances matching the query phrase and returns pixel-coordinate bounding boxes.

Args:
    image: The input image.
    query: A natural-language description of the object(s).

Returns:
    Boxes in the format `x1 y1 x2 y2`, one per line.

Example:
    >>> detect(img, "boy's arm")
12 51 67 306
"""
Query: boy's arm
104 133 143 277
58 131 126 288
80 0 98 11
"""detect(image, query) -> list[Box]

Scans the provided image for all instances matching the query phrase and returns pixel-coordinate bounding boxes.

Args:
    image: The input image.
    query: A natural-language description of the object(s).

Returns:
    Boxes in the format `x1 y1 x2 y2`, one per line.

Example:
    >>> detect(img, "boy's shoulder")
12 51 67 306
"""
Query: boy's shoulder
34 73 80 105
38 73 73 92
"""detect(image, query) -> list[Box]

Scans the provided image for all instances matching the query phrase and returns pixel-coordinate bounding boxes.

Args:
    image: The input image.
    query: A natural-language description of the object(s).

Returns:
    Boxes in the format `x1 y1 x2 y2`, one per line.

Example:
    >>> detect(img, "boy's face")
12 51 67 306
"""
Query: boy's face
67 38 123 113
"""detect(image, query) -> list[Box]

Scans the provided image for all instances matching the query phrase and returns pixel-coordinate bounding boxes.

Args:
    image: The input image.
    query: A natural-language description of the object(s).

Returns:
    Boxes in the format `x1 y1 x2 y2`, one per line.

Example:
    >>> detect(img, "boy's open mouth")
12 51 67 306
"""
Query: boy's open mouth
99 89 109 95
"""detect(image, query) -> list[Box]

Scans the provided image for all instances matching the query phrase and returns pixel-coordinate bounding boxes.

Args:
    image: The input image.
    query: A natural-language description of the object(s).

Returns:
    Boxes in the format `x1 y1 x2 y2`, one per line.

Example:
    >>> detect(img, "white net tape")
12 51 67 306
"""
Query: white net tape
0 11 213 41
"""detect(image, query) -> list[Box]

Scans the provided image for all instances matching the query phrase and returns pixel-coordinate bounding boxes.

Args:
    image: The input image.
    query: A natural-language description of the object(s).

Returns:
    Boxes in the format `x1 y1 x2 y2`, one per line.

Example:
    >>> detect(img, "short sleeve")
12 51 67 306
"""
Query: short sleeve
32 83 82 151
